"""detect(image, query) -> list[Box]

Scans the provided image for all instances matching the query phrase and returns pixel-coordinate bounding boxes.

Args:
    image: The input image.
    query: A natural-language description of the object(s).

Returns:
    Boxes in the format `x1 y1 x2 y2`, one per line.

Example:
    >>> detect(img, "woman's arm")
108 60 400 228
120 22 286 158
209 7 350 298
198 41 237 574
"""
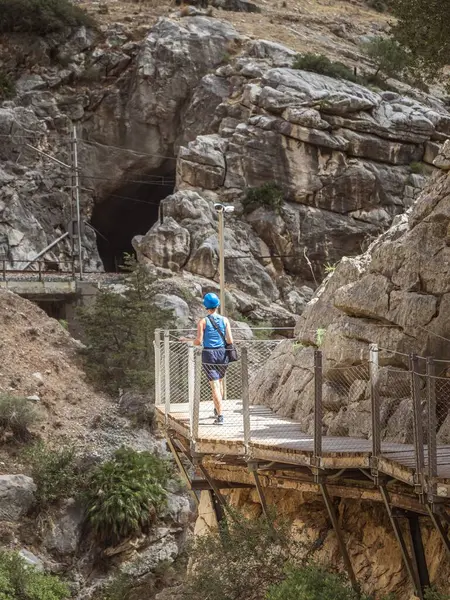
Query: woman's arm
179 319 205 345
225 317 233 344
194 319 205 346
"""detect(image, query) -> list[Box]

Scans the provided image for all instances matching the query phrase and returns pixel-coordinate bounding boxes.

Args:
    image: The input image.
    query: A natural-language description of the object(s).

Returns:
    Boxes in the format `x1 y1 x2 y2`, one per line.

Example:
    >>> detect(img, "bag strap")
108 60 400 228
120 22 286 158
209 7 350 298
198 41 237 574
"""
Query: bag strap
206 315 228 345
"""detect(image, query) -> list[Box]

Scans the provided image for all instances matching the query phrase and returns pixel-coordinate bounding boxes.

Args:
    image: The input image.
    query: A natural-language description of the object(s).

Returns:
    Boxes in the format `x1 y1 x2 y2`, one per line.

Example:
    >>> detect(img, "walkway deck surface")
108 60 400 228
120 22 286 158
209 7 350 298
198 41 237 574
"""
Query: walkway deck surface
156 400 450 496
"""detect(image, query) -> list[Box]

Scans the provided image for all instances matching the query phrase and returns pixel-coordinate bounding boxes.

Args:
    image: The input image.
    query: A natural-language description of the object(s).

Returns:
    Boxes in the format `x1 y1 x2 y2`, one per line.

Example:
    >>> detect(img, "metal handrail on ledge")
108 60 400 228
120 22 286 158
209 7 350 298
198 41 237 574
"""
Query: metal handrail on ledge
0 258 77 281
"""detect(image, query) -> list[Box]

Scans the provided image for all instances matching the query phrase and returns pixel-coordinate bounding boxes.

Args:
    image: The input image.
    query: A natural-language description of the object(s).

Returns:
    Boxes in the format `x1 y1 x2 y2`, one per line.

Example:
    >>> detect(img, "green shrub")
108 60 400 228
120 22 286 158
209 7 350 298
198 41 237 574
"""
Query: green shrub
410 161 426 175
77 255 173 395
23 441 81 509
0 551 69 600
324 262 336 274
366 0 387 12
362 36 412 80
182 510 305 600
0 394 39 439
425 588 450 600
293 53 359 83
93 573 133 600
84 447 171 545
58 319 68 330
0 0 95 35
242 182 284 214
316 328 326 347
266 565 368 600
0 72 15 100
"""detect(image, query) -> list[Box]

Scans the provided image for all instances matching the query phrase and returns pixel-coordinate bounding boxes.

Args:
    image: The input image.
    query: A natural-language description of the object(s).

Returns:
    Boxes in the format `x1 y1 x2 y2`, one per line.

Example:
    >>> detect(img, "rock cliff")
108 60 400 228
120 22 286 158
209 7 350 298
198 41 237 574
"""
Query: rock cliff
2 11 450 322
251 145 450 442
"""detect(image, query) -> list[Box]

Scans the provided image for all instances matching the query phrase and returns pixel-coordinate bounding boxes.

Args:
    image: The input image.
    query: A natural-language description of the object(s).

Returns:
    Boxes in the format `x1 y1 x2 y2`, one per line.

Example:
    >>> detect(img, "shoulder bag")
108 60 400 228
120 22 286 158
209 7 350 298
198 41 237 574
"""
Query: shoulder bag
207 315 239 362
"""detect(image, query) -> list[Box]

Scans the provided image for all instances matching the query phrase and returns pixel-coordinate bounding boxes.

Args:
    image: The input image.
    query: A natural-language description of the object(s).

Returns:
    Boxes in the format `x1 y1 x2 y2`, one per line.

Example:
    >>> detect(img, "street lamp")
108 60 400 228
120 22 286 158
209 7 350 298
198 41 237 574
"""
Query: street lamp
214 203 235 316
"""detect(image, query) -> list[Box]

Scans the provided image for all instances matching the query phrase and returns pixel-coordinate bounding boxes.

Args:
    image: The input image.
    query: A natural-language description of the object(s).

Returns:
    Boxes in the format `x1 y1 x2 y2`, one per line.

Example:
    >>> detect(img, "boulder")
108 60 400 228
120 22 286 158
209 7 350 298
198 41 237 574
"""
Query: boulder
43 500 83 555
134 218 190 271
212 0 261 12
0 475 36 521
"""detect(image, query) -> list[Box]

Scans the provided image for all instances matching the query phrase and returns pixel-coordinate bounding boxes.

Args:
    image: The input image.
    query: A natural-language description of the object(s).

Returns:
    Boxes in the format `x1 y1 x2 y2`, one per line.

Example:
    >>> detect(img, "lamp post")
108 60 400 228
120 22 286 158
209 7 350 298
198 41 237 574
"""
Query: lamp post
214 203 235 316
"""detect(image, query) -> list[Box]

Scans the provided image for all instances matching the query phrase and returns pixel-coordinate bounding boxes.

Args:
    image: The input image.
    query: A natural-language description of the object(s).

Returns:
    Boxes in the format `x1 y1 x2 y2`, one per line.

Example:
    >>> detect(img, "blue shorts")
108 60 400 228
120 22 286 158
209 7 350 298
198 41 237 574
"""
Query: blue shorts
202 348 228 381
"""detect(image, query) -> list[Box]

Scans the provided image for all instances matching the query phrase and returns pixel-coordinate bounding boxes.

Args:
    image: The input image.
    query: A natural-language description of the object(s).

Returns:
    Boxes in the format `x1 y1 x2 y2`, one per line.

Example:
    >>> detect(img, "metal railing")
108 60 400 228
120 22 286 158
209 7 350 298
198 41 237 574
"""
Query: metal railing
0 259 77 281
156 331 450 498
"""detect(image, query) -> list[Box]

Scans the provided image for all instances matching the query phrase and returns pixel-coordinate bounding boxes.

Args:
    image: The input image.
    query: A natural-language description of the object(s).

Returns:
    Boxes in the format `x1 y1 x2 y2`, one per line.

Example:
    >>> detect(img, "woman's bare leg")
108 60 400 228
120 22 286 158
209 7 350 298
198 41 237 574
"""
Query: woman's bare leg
210 380 223 415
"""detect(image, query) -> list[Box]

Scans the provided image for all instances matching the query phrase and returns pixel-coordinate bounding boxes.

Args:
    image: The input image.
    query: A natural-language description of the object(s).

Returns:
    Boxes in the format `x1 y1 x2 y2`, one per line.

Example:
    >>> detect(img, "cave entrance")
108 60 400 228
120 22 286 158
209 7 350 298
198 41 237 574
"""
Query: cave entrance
91 167 175 272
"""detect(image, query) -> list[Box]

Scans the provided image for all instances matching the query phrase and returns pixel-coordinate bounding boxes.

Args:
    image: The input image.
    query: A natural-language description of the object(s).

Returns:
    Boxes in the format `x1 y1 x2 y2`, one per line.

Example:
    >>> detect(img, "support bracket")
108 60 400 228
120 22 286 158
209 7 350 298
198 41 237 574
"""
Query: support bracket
379 485 423 599
248 462 269 517
426 504 450 558
319 482 358 592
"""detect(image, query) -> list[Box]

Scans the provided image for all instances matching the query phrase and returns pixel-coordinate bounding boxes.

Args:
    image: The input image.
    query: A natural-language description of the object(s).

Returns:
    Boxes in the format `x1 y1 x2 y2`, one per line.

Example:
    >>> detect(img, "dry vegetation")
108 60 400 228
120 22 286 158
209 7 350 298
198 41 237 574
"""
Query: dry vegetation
80 0 389 62
0 289 111 468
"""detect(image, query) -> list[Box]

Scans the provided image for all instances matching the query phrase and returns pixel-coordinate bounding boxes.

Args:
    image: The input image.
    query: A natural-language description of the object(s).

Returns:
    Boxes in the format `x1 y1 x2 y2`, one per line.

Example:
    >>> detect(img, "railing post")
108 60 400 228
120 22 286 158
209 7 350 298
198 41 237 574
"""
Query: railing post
164 331 171 426
191 349 202 444
313 350 323 476
188 342 195 426
241 346 251 455
409 354 425 495
2 259 5 281
426 357 437 501
370 343 381 477
154 329 162 406
38 261 42 281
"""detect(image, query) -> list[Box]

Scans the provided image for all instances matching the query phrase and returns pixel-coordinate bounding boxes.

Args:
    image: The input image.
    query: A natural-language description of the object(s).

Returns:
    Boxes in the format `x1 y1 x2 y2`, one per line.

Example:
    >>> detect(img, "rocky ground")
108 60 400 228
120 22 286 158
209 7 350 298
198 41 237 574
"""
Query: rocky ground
0 288 194 598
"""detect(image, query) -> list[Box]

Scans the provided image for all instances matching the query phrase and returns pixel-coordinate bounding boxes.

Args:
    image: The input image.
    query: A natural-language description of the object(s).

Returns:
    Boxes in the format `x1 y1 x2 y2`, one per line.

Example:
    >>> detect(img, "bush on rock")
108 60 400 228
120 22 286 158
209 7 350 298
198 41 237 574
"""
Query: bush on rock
0 0 95 35
0 551 69 600
84 447 171 545
0 394 39 440
243 182 285 214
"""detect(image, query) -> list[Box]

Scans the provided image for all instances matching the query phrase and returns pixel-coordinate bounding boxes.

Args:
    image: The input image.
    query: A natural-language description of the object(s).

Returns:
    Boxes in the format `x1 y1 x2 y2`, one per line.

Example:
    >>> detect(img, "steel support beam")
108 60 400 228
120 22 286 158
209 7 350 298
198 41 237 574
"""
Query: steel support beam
165 435 199 506
380 485 422 598
198 462 237 522
248 463 268 516
319 482 358 592
426 505 450 558
407 513 430 592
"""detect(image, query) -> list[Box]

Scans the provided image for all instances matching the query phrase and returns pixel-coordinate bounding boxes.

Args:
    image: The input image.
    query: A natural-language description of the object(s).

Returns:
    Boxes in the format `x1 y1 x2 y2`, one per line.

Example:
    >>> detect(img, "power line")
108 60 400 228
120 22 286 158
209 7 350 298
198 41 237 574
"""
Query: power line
0 132 178 161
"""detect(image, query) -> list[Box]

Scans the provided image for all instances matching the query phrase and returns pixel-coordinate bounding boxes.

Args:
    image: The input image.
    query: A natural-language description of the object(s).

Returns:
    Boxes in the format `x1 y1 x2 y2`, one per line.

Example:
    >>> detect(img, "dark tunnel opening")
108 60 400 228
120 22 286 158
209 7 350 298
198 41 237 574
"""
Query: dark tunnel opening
91 168 175 272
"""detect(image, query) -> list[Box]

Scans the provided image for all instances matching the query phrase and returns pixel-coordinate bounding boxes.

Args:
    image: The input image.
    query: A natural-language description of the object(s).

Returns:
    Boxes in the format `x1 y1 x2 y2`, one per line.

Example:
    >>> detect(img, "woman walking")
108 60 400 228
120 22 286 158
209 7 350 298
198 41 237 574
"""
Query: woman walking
181 293 233 425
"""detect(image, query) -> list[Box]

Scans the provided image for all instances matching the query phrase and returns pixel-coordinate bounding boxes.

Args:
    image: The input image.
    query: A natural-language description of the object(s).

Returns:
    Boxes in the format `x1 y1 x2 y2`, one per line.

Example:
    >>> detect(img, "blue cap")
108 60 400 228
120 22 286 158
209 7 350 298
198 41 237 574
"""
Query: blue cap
203 293 220 309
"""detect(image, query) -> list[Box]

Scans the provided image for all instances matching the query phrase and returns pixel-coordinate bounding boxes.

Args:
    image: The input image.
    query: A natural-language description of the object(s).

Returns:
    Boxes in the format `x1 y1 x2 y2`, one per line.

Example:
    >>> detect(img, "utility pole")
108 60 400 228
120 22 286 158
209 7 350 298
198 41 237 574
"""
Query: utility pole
218 208 226 316
71 125 83 280
214 203 235 316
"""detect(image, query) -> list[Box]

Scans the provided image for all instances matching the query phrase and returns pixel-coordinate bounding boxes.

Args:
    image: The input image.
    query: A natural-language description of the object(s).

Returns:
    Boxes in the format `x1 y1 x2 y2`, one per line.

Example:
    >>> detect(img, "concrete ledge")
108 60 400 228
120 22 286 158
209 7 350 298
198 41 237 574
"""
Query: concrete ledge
0 281 78 296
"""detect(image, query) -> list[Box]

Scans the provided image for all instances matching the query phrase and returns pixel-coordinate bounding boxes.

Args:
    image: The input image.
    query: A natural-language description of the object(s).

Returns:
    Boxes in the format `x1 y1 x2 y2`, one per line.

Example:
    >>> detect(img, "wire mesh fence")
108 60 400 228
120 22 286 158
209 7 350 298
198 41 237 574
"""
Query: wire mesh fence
156 331 450 489
155 328 286 443
322 362 370 440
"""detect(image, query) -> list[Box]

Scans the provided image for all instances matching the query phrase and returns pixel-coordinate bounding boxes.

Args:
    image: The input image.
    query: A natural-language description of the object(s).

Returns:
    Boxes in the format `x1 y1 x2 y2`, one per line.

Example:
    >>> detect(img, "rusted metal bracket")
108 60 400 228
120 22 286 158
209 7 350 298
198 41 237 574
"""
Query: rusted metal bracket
426 504 450 558
165 434 199 506
248 462 269 517
197 460 237 523
379 484 423 599
319 482 358 592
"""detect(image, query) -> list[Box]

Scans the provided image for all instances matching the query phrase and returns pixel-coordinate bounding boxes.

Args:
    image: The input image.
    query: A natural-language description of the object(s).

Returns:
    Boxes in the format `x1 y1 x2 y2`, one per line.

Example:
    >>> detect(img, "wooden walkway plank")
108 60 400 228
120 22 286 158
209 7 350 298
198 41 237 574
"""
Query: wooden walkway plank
155 400 450 495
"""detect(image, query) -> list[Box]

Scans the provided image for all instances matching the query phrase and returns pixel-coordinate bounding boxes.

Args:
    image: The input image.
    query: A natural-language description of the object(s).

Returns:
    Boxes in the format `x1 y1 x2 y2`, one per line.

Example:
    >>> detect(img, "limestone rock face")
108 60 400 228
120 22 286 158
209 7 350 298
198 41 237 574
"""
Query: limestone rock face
251 165 450 440
0 475 36 521
2 15 450 321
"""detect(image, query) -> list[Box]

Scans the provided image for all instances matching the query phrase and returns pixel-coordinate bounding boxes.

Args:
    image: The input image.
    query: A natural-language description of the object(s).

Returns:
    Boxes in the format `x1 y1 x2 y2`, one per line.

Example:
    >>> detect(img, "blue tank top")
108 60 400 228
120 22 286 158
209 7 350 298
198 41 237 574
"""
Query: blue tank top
203 314 227 349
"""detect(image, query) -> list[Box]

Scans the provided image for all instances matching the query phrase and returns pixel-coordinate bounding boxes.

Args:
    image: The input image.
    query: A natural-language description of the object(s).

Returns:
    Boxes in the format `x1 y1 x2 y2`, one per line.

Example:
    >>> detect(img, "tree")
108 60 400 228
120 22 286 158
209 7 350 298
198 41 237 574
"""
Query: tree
78 256 172 395
389 0 450 87
266 565 369 600
362 37 412 79
182 511 306 600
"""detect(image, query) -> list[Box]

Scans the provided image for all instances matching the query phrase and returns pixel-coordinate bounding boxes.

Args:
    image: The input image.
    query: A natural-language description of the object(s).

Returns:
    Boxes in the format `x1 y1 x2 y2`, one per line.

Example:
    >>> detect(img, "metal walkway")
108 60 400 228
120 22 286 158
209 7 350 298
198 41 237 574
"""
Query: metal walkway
155 329 450 598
